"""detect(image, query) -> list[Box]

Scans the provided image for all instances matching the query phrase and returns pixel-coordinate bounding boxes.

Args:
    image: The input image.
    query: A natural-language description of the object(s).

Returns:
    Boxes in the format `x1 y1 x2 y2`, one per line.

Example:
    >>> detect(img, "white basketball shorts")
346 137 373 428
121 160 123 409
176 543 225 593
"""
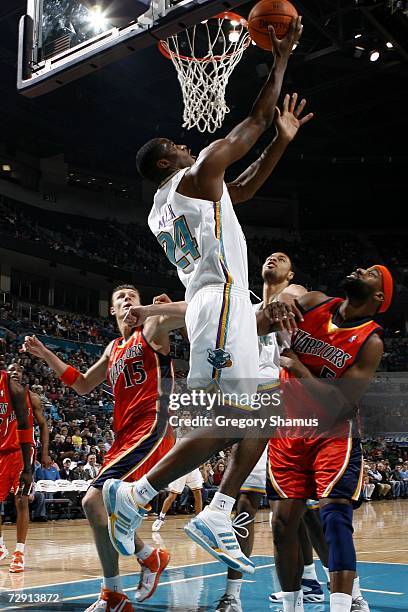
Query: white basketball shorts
185 284 259 410
168 468 204 494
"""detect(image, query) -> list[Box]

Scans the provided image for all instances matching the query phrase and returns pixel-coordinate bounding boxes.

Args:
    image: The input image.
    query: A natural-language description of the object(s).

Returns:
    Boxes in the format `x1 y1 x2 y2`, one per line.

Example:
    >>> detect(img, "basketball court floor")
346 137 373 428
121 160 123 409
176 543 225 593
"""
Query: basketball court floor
0 501 407 611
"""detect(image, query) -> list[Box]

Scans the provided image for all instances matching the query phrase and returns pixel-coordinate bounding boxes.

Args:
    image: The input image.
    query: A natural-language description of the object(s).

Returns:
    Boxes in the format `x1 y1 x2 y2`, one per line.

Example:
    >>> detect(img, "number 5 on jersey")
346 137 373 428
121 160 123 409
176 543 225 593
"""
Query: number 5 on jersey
157 215 200 270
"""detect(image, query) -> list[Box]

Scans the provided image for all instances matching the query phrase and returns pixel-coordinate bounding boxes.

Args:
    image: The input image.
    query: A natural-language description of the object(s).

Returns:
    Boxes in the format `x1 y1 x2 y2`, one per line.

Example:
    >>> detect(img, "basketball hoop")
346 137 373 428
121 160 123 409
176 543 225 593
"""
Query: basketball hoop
159 12 250 133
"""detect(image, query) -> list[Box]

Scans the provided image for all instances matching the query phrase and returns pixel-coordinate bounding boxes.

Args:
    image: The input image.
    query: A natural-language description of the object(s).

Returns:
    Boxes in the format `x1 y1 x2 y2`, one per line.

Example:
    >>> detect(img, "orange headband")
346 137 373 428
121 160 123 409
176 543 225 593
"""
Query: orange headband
375 265 394 313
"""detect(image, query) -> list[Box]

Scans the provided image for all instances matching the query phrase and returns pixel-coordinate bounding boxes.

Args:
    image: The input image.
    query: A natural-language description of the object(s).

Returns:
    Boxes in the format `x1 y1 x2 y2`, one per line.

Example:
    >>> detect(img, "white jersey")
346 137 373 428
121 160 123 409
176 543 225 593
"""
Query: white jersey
148 168 248 302
254 302 280 385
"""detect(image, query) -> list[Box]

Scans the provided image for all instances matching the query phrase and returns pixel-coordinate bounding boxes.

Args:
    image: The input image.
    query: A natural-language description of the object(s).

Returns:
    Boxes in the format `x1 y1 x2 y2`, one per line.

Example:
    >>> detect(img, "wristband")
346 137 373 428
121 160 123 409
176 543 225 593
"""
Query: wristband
60 365 81 386
17 428 34 445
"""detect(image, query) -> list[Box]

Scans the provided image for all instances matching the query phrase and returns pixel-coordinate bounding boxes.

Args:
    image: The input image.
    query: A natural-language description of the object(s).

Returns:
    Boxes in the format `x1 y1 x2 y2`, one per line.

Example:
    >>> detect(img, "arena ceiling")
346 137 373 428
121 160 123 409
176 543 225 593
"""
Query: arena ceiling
0 0 406 223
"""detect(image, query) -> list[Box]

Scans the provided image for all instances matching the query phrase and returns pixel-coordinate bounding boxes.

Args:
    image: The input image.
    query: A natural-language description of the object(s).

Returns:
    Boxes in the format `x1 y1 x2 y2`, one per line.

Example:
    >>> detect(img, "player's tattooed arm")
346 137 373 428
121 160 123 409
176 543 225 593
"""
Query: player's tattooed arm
30 392 50 466
280 333 383 421
8 378 34 493
227 94 313 204
21 335 110 395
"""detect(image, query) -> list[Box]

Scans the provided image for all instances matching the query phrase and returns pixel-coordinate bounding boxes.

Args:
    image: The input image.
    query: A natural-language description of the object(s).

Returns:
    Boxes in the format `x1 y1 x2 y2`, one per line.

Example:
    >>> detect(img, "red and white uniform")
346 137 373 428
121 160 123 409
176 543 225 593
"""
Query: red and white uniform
93 328 175 487
268 297 382 501
0 372 34 501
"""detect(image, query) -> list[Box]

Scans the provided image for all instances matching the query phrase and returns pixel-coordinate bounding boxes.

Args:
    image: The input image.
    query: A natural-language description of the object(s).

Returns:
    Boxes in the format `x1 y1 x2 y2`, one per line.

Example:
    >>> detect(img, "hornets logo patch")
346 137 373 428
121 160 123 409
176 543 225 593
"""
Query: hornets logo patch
207 348 233 370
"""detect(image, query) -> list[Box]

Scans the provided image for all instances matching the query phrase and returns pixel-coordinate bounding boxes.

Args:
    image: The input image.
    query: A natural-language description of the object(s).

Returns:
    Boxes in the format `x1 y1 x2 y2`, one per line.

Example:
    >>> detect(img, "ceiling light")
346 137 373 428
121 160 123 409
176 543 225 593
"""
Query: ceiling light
230 19 239 26
354 33 362 39
87 5 107 32
386 41 394 48
370 50 380 61
228 30 240 43
1 164 11 171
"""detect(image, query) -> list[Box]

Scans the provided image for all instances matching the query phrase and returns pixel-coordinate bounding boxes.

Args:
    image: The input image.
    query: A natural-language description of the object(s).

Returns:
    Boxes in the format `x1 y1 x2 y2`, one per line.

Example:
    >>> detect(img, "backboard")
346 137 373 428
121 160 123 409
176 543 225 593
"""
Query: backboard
17 0 248 98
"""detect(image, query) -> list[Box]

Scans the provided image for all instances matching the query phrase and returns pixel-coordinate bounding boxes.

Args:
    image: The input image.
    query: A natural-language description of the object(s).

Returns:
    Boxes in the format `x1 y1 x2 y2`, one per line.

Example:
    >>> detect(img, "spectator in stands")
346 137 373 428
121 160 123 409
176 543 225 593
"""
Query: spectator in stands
362 465 375 501
35 458 60 482
84 454 99 480
49 433 64 455
391 464 405 498
30 490 48 523
59 458 74 481
72 428 82 448
72 461 89 481
368 462 391 498
212 461 225 487
400 463 408 497
201 462 218 504
60 435 75 459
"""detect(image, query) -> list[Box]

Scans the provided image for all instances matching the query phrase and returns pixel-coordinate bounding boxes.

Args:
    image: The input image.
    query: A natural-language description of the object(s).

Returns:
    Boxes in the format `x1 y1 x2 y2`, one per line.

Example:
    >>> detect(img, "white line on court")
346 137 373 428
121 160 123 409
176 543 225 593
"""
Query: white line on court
43 563 277 604
0 559 218 592
361 588 404 595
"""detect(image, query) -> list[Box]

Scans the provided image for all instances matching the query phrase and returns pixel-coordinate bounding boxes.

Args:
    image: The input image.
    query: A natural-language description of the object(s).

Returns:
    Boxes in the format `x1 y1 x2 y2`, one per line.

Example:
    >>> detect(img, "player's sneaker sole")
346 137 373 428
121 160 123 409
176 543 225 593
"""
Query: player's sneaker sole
184 517 255 574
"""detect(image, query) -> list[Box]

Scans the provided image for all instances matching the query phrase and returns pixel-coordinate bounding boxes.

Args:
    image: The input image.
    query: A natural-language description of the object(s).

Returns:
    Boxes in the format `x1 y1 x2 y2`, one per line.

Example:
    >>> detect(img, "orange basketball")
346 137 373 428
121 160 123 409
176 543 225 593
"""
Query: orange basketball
248 0 298 50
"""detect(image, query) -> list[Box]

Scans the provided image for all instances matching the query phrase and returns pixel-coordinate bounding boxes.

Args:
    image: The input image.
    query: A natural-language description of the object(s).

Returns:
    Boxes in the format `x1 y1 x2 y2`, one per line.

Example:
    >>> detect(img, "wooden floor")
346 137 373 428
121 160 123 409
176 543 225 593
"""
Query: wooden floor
0 500 407 590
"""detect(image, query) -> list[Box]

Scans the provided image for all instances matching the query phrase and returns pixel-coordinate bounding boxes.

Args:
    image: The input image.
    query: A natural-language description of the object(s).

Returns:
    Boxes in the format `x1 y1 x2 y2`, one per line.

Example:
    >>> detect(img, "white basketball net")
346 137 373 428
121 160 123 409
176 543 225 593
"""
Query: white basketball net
160 15 250 133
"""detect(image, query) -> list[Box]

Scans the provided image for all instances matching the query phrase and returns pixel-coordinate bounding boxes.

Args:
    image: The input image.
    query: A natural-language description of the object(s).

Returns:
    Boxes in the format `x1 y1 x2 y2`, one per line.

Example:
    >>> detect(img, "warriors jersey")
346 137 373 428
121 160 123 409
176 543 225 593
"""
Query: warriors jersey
0 374 36 452
148 168 248 302
288 297 382 379
107 329 174 437
280 297 383 429
0 371 18 452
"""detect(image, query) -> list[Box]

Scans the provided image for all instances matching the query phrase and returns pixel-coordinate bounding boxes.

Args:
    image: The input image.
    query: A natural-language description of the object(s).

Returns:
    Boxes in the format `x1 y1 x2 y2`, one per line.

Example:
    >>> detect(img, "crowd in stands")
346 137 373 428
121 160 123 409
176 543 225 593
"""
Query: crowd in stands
362 438 408 501
2 195 406 294
0 196 174 277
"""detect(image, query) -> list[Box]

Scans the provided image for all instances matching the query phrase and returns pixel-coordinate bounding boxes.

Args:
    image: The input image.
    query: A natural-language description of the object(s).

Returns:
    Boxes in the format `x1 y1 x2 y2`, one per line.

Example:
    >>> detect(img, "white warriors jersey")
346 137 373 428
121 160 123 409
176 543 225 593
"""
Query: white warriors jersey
148 168 248 302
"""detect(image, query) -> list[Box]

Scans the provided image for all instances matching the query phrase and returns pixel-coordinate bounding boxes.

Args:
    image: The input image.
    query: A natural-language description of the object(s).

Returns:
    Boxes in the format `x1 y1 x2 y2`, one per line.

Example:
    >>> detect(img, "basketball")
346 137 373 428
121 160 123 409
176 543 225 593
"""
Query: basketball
248 0 298 50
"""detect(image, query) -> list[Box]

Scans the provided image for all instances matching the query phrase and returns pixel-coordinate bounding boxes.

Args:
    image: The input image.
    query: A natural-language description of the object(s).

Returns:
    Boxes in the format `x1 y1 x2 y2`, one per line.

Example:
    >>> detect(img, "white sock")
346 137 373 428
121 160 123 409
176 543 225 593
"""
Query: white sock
137 543 154 561
302 563 318 581
323 566 330 582
209 492 235 515
330 592 352 612
159 512 166 520
131 476 158 506
15 543 25 553
226 578 242 598
282 590 304 612
103 575 123 593
352 577 362 600
0 536 4 546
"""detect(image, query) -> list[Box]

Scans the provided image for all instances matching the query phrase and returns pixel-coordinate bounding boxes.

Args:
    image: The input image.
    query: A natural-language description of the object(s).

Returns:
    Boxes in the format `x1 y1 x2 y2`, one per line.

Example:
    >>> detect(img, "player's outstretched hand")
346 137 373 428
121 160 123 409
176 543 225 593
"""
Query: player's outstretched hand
268 16 303 60
275 93 314 143
123 305 149 327
20 334 48 358
264 301 297 333
18 469 33 497
153 293 172 304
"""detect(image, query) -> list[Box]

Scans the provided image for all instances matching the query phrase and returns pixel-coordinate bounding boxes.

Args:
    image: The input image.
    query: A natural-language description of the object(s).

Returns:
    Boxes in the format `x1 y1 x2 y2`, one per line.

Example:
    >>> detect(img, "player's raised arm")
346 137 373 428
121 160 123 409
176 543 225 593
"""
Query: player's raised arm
187 17 303 200
30 392 50 466
20 335 110 395
8 378 34 495
227 93 313 204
